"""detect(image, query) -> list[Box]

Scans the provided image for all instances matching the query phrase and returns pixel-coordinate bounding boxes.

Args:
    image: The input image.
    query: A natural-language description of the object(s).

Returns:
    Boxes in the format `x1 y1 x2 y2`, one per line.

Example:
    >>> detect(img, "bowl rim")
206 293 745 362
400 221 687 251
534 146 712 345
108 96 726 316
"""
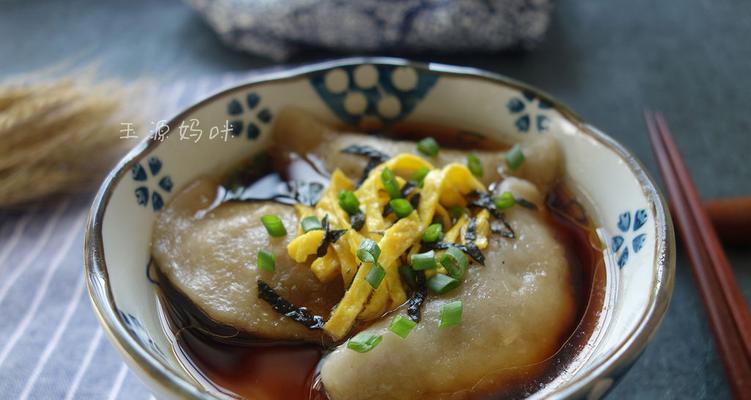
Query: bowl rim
84 56 675 399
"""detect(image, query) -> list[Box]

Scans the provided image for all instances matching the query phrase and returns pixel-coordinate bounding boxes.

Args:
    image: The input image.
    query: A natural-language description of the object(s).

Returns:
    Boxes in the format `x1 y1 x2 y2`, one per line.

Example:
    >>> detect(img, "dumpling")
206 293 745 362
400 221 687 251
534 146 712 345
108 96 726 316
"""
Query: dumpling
152 178 342 343
272 108 561 191
319 178 576 400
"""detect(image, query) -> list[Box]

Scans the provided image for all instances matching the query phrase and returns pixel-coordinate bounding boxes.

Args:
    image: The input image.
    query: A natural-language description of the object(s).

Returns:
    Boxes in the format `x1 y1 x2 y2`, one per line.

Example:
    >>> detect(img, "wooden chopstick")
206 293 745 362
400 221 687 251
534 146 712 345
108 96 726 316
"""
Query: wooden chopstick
652 112 751 354
704 197 751 246
645 111 751 399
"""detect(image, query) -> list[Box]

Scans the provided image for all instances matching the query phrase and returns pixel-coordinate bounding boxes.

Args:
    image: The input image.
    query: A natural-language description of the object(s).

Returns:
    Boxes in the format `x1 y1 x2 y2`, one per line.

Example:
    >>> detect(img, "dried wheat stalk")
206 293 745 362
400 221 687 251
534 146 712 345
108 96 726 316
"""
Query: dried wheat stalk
0 73 147 208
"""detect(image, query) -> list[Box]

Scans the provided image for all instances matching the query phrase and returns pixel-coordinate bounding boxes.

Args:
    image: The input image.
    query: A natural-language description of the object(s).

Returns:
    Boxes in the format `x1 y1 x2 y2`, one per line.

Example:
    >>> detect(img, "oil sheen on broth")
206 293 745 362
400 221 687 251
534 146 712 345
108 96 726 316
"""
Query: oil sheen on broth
152 114 606 400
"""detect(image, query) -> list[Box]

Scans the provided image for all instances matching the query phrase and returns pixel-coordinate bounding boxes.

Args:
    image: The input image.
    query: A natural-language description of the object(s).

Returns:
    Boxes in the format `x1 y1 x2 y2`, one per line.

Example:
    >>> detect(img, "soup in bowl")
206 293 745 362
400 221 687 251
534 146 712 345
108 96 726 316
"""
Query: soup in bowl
85 58 675 400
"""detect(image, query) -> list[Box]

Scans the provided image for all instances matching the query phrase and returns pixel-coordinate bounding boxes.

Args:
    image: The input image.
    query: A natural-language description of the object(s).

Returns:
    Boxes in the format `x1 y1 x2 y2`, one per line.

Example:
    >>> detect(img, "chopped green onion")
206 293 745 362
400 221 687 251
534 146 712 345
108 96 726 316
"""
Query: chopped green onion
389 315 417 339
347 332 383 353
411 167 430 187
427 273 460 294
449 206 465 223
338 190 361 215
301 215 323 232
399 265 417 288
422 223 443 243
261 214 287 237
381 168 402 199
365 264 386 288
440 247 468 279
439 300 463 328
494 191 516 210
410 250 437 270
506 144 525 171
417 137 440 157
257 249 276 272
357 239 381 264
467 154 483 178
389 198 414 218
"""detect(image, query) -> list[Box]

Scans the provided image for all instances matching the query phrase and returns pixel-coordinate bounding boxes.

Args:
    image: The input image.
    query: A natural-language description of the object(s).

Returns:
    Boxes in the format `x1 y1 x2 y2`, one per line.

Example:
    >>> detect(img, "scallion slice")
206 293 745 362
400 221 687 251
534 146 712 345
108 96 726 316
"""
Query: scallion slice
261 214 287 237
389 315 417 338
467 154 483 178
410 250 437 271
338 190 361 215
494 191 516 210
417 137 440 157
399 265 417 288
448 206 465 223
439 300 463 328
301 215 323 232
380 167 402 199
422 223 443 243
411 167 430 188
357 239 381 264
347 332 383 353
506 144 525 171
389 198 414 218
440 247 468 279
257 249 276 272
427 273 460 294
365 264 386 288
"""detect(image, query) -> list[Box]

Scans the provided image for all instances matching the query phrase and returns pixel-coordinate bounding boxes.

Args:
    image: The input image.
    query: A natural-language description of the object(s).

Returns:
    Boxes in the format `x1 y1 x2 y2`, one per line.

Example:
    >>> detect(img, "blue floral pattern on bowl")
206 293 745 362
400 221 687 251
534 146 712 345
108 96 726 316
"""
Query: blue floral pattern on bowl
132 156 172 212
226 92 273 140
507 90 552 134
611 209 648 268
310 64 438 126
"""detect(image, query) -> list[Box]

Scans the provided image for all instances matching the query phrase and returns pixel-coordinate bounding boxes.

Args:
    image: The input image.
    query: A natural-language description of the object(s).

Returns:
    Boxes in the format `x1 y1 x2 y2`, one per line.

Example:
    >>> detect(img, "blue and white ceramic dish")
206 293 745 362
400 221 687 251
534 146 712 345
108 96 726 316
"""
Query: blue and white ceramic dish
85 58 675 399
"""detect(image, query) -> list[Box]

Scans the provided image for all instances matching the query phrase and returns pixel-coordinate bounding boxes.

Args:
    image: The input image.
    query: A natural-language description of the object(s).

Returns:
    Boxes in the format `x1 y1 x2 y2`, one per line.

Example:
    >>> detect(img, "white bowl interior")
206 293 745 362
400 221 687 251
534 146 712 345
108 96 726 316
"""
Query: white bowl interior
89 59 671 400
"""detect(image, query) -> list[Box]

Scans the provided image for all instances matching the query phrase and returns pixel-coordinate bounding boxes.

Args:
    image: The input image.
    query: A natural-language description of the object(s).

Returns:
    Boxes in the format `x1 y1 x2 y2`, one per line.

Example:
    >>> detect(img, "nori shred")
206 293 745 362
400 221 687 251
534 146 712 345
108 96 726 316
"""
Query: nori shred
316 215 348 257
468 191 524 239
409 192 421 209
490 215 516 239
406 271 427 323
340 144 390 186
340 144 390 163
400 181 417 198
464 217 477 242
426 241 485 265
515 197 538 210
257 280 325 330
349 211 366 231
467 191 502 218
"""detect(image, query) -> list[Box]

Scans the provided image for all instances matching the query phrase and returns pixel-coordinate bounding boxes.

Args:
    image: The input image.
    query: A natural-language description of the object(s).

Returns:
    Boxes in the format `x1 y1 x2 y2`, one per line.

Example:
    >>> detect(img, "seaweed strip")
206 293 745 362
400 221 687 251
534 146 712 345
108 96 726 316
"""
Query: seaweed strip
406 271 427 323
490 216 516 239
400 181 416 198
349 211 366 231
316 215 348 257
468 191 502 218
257 280 325 329
515 197 538 210
426 241 485 265
340 144 390 163
409 192 421 210
382 203 393 217
340 144 390 185
464 217 477 242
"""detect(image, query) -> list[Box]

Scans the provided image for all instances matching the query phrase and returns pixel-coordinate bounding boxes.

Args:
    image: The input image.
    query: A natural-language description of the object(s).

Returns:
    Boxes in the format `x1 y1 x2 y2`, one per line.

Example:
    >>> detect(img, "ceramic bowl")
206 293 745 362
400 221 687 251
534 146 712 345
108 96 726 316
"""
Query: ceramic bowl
85 58 675 399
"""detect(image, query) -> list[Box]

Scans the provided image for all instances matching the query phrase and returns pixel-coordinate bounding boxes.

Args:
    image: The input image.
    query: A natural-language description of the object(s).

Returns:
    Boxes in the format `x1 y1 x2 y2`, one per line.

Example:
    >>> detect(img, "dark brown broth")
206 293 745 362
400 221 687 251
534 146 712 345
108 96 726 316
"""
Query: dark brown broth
155 133 606 400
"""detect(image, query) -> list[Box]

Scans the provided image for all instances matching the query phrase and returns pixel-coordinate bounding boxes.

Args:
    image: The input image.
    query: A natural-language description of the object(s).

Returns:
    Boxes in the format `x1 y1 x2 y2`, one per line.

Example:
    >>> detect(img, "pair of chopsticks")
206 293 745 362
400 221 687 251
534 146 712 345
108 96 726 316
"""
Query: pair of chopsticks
645 111 751 399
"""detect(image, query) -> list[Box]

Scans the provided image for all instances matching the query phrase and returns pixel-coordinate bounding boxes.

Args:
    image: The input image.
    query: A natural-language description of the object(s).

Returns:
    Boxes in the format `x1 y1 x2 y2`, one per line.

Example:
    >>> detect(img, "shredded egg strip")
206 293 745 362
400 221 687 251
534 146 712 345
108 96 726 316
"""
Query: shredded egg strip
286 154 487 339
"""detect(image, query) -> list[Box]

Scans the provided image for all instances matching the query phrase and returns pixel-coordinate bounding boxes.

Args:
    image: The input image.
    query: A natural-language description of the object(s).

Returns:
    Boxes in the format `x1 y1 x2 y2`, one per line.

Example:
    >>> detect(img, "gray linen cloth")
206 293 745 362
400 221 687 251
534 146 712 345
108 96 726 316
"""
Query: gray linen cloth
186 0 554 60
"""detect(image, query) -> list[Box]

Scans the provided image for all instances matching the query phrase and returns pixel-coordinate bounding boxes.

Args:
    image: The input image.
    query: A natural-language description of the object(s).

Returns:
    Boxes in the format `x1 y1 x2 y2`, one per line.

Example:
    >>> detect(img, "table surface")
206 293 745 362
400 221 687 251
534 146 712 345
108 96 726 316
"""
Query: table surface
1 0 750 399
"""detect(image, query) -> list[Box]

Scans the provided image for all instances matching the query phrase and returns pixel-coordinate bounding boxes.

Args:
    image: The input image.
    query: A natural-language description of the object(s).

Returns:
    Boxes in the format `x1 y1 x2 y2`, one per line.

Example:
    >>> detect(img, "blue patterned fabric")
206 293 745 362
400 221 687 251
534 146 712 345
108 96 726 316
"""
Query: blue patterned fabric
185 0 554 60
